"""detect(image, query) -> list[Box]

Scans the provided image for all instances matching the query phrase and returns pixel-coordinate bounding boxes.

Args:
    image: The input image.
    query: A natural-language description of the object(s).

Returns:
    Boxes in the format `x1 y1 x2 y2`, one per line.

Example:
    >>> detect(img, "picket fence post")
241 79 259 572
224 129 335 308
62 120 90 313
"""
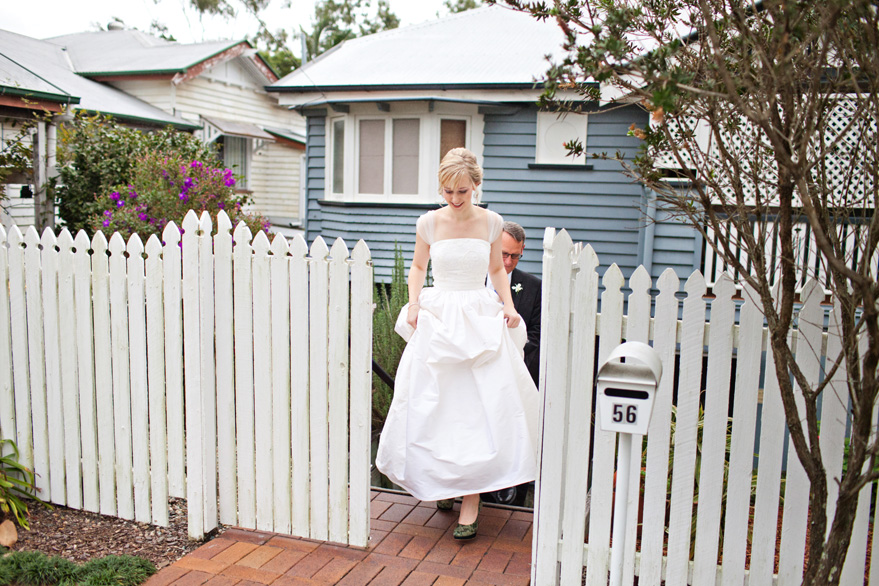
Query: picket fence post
0 226 14 453
532 228 874 586
0 215 373 547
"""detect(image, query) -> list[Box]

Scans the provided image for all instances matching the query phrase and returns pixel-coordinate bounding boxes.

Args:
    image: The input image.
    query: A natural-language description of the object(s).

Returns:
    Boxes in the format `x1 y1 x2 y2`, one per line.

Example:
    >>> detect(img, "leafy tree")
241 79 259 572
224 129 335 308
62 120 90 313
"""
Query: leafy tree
184 0 399 73
444 0 481 13
253 27 300 77
498 1 879 584
300 0 400 62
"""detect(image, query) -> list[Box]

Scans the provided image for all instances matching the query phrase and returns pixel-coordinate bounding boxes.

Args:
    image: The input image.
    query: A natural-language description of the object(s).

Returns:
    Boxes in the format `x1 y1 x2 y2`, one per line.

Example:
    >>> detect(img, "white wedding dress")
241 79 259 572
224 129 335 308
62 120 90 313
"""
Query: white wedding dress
375 210 539 501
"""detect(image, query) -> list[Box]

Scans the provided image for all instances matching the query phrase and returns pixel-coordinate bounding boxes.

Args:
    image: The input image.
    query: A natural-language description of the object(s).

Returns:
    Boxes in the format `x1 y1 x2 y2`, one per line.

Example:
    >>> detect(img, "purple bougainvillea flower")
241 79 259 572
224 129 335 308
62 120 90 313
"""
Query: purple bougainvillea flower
104 210 113 217
218 202 225 209
103 219 111 227
225 177 236 187
117 200 125 208
110 191 120 201
138 212 149 222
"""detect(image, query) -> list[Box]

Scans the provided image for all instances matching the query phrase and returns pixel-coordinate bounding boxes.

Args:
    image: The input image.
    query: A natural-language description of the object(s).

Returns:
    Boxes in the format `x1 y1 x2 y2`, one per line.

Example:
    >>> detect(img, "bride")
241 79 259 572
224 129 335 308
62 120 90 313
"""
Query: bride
375 148 539 540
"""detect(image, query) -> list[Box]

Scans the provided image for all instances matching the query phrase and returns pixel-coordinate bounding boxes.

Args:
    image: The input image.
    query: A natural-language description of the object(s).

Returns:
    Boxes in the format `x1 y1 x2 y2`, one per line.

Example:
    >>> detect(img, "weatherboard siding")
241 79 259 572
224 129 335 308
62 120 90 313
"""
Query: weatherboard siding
110 73 305 226
107 80 176 114
481 105 652 279
302 103 701 282
249 141 301 223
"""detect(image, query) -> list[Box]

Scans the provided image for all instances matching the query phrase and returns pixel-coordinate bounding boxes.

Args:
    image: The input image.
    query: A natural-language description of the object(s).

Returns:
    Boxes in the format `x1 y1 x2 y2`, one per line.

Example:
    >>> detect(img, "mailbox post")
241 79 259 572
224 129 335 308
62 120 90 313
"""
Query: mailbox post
595 341 662 586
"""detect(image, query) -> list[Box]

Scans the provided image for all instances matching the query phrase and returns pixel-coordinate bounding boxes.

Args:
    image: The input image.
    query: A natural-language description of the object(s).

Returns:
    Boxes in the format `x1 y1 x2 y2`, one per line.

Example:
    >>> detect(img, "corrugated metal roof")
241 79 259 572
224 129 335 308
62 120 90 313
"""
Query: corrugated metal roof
0 29 197 128
0 50 76 103
263 126 306 144
47 30 242 76
202 115 274 140
270 5 571 92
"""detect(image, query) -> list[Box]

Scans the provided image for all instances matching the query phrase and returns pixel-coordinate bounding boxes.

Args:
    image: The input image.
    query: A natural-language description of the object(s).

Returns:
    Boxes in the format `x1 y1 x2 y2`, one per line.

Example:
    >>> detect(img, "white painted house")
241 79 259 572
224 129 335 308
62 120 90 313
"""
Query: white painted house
1 26 306 235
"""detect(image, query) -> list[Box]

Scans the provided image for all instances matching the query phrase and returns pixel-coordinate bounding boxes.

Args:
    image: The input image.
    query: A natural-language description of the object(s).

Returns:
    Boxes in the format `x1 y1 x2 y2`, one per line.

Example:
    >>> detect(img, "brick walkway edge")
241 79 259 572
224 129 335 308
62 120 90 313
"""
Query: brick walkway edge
145 490 533 586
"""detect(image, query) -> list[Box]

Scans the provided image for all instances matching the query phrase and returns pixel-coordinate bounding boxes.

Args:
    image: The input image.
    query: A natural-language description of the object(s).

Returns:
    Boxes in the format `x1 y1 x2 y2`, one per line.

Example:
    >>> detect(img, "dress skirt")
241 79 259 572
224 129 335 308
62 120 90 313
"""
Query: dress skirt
374 285 539 502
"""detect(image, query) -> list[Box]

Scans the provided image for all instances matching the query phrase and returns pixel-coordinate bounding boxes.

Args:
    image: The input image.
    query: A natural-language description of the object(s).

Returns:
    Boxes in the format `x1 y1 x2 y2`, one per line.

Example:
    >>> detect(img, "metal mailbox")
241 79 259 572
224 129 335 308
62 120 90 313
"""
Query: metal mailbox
596 341 662 435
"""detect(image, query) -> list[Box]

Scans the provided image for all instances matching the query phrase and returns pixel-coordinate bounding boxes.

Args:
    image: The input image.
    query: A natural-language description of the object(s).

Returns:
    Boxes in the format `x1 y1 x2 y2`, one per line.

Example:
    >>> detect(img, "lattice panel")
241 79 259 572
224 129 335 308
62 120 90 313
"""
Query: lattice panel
657 95 876 209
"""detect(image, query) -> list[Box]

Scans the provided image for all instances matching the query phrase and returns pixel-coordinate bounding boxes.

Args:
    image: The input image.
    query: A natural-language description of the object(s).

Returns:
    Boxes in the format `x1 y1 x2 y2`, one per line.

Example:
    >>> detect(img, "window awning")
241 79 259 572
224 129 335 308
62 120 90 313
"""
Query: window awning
201 115 275 142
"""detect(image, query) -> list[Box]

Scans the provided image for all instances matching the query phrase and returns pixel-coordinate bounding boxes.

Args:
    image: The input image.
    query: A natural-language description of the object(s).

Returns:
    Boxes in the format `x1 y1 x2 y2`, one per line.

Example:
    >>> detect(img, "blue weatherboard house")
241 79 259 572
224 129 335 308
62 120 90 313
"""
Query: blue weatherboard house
268 6 700 281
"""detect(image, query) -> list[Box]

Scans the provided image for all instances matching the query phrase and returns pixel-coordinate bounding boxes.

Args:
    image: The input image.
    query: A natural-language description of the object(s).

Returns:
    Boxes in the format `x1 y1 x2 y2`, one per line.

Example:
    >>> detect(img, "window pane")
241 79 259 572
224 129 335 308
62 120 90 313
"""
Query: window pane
440 119 466 162
535 112 587 165
332 119 345 193
359 120 385 194
223 136 248 189
392 119 419 194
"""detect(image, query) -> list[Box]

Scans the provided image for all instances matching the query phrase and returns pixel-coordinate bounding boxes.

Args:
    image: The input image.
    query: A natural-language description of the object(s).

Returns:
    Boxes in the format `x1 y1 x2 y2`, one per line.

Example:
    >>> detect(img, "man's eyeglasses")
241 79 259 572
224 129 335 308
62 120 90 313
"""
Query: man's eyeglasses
502 252 522 261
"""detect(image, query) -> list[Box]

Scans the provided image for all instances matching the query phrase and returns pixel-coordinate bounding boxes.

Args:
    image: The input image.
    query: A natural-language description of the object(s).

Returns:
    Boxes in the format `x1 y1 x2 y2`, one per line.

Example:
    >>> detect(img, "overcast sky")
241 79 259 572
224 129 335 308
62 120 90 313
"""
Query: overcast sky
4 0 449 49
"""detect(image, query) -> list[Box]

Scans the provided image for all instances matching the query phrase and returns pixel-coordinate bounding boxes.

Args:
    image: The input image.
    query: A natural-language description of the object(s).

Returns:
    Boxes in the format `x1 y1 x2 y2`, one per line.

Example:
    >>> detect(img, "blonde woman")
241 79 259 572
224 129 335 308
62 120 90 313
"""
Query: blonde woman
376 148 538 540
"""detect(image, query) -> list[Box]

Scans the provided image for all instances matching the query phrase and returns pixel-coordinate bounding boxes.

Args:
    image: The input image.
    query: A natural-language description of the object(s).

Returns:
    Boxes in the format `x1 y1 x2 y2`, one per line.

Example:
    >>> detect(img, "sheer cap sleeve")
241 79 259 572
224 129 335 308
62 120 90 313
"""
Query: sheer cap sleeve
416 211 436 245
487 210 504 242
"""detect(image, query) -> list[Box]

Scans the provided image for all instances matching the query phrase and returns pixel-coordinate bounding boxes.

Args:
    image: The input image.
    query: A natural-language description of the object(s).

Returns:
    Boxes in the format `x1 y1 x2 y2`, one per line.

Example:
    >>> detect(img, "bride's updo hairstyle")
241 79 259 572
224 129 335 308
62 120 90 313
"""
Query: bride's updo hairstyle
438 148 483 201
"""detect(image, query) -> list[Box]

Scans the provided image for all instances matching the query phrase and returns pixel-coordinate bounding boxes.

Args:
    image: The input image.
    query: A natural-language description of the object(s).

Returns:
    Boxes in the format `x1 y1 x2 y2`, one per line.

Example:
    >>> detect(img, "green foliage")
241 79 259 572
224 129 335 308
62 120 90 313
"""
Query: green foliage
300 0 400 61
56 113 217 235
371 243 409 435
444 0 481 13
87 150 269 241
251 28 300 77
258 46 299 78
0 118 36 204
0 551 155 586
78 556 156 586
0 439 46 530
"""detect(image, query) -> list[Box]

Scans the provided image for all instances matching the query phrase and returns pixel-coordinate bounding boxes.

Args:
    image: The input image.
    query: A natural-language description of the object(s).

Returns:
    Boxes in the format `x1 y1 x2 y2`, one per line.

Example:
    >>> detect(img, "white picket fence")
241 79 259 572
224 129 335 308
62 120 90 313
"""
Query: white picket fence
0 210 374 546
533 228 876 586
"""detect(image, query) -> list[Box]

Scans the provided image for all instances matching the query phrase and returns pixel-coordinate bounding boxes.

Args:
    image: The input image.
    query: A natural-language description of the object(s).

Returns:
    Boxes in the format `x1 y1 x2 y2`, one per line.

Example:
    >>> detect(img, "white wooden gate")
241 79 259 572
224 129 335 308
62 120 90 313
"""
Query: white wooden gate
0 210 374 546
533 228 877 585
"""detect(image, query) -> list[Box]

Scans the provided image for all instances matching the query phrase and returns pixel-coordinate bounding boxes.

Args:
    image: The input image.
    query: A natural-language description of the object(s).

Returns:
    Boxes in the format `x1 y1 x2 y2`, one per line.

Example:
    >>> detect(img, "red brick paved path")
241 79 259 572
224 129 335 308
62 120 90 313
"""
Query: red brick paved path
146 490 533 586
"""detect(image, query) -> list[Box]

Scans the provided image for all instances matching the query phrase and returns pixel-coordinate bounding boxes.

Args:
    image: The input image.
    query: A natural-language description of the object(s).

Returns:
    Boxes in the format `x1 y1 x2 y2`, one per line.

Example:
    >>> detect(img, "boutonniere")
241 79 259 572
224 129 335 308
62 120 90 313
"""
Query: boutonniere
512 283 523 294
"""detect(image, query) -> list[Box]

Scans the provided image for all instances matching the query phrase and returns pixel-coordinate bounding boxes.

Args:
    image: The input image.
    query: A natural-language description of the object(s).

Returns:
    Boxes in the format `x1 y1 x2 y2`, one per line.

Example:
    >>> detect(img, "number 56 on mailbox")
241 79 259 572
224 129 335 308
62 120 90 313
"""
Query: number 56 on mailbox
596 341 663 435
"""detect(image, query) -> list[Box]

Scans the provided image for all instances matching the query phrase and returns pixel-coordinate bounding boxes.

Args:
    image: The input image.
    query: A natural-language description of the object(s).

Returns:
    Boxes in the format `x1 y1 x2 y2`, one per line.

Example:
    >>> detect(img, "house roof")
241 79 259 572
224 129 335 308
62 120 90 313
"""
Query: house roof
0 29 197 128
269 5 571 93
49 30 245 76
48 30 277 82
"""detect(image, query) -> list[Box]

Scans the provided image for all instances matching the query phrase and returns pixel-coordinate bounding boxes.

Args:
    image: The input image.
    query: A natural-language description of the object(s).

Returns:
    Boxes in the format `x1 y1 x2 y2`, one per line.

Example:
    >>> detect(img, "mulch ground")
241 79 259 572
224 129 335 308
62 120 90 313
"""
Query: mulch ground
10 498 222 569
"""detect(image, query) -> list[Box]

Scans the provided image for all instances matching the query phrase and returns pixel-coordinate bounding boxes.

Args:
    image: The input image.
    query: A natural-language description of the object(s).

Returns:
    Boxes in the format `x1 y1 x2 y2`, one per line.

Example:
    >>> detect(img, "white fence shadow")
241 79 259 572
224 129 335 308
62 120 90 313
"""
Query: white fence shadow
533 228 875 586
0 210 374 546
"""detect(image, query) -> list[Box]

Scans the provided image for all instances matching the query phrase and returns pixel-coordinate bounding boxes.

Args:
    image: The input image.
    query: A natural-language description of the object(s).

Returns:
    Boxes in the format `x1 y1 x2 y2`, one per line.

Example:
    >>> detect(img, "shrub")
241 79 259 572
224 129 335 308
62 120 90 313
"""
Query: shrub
0 439 45 530
87 150 268 240
56 112 219 235
371 244 409 436
0 551 155 586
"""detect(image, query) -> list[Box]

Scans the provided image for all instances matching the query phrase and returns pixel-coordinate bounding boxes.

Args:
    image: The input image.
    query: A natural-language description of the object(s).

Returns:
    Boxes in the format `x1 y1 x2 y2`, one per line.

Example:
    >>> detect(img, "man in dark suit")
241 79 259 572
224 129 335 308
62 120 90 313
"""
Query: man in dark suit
482 221 541 507
502 221 541 387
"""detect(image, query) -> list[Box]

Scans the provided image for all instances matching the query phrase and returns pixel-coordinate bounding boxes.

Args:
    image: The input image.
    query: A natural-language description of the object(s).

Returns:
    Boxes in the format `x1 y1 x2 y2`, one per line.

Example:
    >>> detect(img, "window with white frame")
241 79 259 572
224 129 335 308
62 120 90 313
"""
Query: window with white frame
325 103 482 203
535 111 588 165
213 136 250 189
331 118 346 194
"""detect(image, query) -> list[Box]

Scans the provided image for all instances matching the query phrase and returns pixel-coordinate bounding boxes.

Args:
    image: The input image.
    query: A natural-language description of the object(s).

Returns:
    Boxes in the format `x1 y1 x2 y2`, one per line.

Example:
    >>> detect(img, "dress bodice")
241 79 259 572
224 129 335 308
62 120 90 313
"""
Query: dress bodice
430 239 490 291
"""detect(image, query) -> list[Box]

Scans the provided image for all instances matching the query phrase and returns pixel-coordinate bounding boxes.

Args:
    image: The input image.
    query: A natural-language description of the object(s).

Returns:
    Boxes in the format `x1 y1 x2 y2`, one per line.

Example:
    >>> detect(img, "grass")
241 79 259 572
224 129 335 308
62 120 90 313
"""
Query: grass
0 548 155 586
